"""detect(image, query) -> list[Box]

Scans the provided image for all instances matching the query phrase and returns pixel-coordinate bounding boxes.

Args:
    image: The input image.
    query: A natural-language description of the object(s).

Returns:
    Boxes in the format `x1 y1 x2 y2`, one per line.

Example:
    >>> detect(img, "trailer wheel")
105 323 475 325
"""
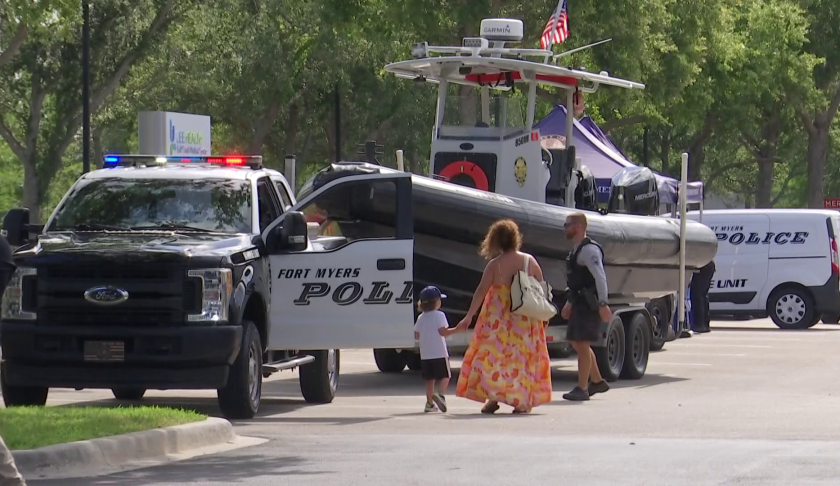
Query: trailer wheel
405 352 422 371
620 313 650 380
594 316 625 382
300 349 339 403
767 286 816 330
1 364 48 407
111 388 146 401
373 348 406 373
217 320 262 419
647 298 669 351
822 313 840 324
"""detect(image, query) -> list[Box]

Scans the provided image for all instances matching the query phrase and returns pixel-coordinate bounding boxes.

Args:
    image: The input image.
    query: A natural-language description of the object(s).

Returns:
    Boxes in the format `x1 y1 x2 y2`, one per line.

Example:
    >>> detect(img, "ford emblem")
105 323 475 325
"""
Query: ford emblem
84 286 129 306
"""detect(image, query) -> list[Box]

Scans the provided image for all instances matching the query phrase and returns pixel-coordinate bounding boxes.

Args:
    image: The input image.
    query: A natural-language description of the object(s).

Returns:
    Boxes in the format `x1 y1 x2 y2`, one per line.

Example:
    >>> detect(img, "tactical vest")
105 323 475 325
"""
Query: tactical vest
566 237 604 293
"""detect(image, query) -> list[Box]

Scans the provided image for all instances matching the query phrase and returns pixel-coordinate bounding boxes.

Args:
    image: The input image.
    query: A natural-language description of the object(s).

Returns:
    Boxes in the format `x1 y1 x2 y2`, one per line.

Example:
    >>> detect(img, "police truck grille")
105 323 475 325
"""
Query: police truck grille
36 266 194 327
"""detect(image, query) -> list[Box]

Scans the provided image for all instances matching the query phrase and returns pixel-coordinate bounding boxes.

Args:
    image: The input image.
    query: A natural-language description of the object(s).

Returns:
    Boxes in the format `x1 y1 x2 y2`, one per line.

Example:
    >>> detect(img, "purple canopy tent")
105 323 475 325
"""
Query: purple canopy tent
535 105 704 205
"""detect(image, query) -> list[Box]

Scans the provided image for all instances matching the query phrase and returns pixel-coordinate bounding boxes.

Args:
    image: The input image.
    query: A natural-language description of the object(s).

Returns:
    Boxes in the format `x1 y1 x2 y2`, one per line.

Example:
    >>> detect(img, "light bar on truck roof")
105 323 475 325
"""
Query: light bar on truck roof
102 154 263 169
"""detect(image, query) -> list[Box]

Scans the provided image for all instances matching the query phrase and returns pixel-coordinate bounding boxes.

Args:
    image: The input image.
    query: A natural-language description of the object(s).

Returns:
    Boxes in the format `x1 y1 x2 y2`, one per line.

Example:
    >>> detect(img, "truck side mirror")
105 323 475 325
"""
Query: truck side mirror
2 208 30 246
267 211 308 253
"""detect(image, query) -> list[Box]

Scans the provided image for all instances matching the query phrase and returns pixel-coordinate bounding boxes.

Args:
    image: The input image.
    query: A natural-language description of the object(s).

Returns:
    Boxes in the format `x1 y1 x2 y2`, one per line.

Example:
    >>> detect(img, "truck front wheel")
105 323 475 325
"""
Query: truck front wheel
217 320 262 419
300 349 339 403
1 364 48 407
373 348 406 373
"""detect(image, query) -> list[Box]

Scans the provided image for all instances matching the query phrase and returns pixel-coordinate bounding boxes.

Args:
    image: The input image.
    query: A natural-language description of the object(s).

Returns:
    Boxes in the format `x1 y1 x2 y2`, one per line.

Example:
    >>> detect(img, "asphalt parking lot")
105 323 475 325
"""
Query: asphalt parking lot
19 318 840 485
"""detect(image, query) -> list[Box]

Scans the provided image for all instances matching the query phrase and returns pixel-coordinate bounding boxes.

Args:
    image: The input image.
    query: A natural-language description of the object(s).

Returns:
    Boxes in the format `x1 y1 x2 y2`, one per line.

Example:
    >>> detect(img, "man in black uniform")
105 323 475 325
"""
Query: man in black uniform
560 213 613 402
689 260 715 333
0 232 27 485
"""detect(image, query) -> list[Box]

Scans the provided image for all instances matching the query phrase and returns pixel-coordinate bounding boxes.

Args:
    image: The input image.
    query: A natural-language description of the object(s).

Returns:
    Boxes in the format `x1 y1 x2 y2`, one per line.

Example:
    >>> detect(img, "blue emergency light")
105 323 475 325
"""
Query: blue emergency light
102 154 263 169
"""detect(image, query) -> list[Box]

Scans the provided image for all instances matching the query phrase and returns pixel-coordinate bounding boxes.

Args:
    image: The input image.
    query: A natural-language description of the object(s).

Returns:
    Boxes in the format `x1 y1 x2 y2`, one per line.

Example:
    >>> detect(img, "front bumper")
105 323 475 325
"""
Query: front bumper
0 322 242 389
809 274 840 315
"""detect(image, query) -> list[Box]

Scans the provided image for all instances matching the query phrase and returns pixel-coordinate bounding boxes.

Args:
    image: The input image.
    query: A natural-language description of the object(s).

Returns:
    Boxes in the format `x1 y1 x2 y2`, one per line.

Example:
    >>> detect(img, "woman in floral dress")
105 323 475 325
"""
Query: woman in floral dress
455 219 553 413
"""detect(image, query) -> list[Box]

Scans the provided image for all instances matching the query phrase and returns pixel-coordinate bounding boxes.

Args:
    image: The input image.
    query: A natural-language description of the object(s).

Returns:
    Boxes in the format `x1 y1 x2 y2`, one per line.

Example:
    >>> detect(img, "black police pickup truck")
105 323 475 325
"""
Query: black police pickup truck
0 154 418 419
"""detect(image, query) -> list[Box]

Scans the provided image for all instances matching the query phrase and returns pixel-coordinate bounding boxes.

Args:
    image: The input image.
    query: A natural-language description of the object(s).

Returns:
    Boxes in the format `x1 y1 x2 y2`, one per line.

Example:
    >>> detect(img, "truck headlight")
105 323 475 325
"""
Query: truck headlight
187 269 232 323
1 267 37 321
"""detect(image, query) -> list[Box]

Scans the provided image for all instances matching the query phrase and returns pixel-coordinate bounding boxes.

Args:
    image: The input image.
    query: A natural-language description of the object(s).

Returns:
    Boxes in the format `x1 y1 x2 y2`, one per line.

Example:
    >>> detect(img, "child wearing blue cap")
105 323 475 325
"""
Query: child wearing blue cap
414 285 462 413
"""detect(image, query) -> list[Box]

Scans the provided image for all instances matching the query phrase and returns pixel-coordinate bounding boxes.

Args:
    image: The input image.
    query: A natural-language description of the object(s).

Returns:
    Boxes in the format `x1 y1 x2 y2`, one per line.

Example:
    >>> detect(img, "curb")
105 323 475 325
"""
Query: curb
12 417 236 479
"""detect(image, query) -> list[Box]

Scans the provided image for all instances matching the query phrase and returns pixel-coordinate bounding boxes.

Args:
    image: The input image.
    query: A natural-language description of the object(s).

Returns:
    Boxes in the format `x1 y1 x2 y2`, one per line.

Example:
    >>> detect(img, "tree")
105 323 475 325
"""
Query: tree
795 0 840 208
0 0 191 222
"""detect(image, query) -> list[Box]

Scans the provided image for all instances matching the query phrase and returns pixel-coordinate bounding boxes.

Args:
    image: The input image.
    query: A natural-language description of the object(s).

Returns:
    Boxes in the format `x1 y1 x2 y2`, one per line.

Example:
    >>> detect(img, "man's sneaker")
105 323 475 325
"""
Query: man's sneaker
588 380 610 397
563 386 591 401
432 393 448 413
424 401 437 413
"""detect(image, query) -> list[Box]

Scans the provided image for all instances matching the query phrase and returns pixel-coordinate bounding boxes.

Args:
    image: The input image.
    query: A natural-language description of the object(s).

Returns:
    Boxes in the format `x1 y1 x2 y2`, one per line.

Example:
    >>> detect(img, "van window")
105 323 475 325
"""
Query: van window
831 215 840 242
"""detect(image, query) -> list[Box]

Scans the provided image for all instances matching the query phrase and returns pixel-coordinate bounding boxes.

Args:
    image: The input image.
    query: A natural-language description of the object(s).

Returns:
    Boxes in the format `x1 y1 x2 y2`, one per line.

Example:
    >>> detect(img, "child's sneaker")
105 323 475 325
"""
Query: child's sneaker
424 401 437 413
432 393 448 413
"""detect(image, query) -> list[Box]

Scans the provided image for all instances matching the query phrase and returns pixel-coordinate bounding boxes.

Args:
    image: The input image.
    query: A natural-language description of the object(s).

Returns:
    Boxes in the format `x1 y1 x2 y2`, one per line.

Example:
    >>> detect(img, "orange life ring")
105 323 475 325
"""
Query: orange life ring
439 161 490 191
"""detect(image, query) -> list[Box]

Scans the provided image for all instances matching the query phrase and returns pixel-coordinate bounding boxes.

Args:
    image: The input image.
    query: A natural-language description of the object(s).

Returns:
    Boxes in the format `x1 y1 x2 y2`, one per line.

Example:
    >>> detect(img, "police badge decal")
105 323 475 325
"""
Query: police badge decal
514 157 527 186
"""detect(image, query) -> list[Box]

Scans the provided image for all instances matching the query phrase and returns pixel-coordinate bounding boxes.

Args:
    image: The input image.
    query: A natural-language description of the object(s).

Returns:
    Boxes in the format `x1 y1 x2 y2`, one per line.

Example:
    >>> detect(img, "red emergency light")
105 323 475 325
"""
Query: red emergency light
103 154 263 169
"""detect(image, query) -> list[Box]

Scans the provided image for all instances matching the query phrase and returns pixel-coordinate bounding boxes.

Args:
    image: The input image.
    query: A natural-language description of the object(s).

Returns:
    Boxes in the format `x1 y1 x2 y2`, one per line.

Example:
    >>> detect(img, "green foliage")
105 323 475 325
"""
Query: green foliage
2 0 840 215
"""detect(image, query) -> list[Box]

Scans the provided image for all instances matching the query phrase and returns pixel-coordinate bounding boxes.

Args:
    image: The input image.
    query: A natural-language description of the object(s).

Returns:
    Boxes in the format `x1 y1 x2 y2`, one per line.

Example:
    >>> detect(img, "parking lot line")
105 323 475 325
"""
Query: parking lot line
650 362 712 367
680 343 772 348
664 352 746 357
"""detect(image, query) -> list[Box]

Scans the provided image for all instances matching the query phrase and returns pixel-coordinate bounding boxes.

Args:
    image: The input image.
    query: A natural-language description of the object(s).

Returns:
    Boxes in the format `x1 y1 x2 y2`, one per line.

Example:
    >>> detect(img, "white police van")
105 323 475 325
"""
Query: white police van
687 209 840 329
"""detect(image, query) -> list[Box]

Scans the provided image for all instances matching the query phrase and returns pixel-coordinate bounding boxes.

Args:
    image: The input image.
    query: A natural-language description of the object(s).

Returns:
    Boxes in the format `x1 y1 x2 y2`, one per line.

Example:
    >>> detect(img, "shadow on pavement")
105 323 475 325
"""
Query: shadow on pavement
29 452 321 485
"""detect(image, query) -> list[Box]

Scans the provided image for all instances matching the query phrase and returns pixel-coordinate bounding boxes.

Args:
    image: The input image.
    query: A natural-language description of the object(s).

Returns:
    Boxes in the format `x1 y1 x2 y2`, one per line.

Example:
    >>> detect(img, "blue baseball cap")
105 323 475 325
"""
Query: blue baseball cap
419 286 447 302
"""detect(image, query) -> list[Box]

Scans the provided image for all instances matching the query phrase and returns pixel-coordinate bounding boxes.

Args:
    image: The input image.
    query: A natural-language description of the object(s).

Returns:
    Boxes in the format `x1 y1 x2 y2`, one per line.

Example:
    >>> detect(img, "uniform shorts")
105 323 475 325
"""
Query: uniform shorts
566 304 602 342
420 357 451 380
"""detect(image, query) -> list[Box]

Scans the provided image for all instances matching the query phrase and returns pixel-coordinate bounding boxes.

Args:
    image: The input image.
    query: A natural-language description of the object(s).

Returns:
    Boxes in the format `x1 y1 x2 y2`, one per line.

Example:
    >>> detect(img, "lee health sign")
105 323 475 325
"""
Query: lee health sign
139 111 211 156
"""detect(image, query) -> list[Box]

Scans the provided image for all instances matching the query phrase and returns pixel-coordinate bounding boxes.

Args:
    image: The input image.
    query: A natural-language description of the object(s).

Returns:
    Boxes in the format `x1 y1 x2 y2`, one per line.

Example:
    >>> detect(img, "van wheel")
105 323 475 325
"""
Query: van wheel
549 342 574 359
300 349 339 403
373 349 406 373
1 364 48 407
620 313 650 379
647 298 669 351
767 287 816 330
217 320 262 419
594 316 625 382
821 313 840 324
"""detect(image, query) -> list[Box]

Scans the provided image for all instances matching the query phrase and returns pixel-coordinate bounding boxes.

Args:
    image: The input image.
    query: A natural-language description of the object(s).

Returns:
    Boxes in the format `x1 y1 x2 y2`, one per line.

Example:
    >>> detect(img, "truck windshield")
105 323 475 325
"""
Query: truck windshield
47 178 252 233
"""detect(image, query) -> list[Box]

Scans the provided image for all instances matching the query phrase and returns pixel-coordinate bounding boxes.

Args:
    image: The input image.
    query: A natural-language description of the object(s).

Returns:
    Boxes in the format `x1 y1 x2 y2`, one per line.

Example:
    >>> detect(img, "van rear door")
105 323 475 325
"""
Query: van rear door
705 214 770 313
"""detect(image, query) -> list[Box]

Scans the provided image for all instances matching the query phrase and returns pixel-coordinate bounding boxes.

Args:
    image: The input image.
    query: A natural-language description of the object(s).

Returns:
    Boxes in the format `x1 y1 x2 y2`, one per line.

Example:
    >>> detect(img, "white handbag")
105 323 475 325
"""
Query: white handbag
510 254 558 321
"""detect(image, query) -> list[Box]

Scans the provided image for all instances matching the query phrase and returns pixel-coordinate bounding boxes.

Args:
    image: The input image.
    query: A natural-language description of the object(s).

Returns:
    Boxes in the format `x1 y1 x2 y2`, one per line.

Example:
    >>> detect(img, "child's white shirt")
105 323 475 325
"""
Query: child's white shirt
413 310 450 360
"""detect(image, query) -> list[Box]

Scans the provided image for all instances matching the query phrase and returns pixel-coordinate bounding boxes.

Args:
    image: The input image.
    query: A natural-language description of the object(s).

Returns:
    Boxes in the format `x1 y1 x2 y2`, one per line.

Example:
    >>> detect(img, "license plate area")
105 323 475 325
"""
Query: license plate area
83 341 125 362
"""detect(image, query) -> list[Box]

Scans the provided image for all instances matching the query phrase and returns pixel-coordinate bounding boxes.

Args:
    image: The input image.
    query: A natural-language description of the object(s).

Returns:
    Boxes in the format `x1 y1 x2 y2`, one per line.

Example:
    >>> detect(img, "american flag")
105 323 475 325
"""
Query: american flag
540 0 569 50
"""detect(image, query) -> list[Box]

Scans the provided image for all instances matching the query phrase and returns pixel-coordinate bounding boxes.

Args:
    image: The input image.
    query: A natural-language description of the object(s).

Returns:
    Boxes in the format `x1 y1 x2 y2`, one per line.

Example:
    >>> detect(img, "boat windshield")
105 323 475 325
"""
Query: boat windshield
441 92 525 130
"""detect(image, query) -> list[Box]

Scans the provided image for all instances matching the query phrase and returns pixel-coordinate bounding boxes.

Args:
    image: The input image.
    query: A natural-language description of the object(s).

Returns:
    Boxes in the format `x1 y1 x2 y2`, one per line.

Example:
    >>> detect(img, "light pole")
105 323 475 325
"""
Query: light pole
82 0 91 174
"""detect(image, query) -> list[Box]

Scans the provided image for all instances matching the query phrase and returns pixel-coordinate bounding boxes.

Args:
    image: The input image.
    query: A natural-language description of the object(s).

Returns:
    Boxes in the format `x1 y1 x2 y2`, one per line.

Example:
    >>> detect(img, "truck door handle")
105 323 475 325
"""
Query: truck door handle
377 258 405 271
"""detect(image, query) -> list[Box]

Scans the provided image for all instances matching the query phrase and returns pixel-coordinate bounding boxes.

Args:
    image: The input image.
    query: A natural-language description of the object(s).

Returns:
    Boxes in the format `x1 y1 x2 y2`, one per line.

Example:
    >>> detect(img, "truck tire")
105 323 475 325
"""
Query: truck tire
593 316 625 382
1 364 48 407
373 348 406 373
647 298 669 351
548 342 574 359
821 313 840 324
111 388 146 400
405 352 422 371
217 320 262 419
300 349 339 403
767 286 816 330
620 312 650 380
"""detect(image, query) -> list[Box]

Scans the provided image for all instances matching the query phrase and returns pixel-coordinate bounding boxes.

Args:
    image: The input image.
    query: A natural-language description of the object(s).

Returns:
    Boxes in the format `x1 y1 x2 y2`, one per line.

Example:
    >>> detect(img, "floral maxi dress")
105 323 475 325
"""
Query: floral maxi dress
456 284 552 409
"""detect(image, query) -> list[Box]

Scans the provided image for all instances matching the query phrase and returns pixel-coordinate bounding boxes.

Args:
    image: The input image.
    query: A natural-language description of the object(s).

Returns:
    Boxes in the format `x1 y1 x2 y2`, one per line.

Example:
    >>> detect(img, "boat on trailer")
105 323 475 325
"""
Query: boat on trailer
300 18 717 379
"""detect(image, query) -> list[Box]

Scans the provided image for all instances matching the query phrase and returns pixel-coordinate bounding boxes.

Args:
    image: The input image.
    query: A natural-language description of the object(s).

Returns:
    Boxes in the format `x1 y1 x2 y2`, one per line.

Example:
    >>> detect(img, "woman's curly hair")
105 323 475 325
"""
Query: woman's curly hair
479 219 522 259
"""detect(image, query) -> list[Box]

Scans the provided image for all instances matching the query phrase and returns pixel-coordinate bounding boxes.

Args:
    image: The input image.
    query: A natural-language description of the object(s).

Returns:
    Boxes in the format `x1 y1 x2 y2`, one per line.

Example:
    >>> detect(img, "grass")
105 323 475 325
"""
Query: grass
0 405 205 450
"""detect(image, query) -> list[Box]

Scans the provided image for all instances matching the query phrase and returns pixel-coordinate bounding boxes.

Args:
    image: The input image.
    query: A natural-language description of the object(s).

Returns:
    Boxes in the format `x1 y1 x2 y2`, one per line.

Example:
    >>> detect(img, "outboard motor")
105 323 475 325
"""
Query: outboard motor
573 165 597 211
607 166 659 216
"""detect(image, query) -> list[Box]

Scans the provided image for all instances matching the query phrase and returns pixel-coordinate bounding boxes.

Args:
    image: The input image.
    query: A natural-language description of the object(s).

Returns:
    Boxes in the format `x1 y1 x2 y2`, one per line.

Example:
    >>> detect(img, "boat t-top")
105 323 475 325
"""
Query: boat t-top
384 18 645 208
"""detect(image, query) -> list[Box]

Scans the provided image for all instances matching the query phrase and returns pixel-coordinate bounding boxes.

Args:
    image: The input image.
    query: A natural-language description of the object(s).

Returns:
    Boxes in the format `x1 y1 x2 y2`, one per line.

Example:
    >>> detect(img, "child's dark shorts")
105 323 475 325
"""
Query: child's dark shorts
421 357 451 380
